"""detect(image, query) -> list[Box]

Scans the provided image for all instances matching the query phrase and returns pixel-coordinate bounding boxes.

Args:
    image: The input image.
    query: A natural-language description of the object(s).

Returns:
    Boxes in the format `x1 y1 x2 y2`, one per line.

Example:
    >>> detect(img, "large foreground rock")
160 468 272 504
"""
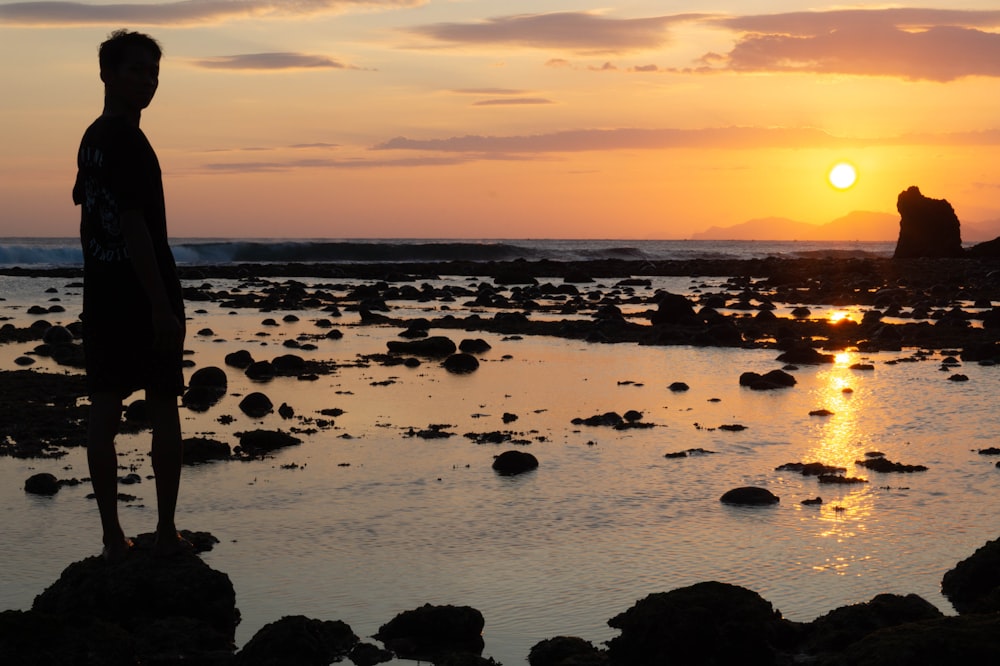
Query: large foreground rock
374 603 485 660
941 535 1000 614
606 581 794 666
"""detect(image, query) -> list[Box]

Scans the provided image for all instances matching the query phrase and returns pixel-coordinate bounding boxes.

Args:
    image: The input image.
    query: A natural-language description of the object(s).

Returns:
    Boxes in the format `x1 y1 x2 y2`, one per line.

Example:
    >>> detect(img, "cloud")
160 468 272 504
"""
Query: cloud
373 127 853 154
0 0 422 27
451 88 529 95
373 126 1000 155
472 98 553 106
708 8 1000 81
406 11 708 54
200 155 492 173
192 52 347 70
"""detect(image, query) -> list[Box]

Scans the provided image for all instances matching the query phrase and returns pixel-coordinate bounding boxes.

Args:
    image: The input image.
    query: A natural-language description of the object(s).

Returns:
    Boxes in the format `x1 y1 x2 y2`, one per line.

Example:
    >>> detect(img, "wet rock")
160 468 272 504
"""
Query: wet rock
0 610 138 665
572 411 624 428
825 613 1000 666
606 581 792 666
739 369 797 390
443 352 480 373
801 593 943 655
492 450 539 476
236 615 358 666
459 338 492 353
236 429 302 457
182 366 228 412
893 186 964 259
13 355 34 366
664 448 716 458
801 497 823 505
271 353 305 376
183 436 232 464
349 641 394 666
24 472 60 495
942 535 1000 614
502 412 518 423
239 392 274 418
224 349 255 369
31 545 238 662
776 461 847 476
667 381 690 392
41 324 74 345
529 635 607 666
648 292 699 325
855 456 928 473
374 603 485 660
776 346 835 364
720 487 780 505
278 402 295 419
818 475 868 484
245 360 274 382
387 335 457 357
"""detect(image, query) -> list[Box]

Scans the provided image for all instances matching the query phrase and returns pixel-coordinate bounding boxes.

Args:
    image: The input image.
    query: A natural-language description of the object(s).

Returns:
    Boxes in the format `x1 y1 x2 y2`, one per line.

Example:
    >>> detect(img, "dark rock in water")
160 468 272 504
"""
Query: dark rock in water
41 324 74 345
606 581 792 666
739 369 797 390
13 355 34 366
349 641 395 666
183 436 232 464
664 448 716 458
245 360 274 381
236 615 358 666
183 367 229 411
776 346 835 364
502 412 518 423
801 497 823 505
124 398 149 425
30 545 238 661
801 593 943 655
443 352 480 373
24 472 60 495
720 487 779 505
374 603 485 660
224 349 254 369
387 335 457 357
623 409 643 422
278 402 295 419
529 635 607 666
238 392 273 418
818 475 868 484
236 429 302 457
0 609 138 665
855 456 928 473
572 411 624 428
648 292 699 326
459 338 492 353
942 535 1000 614
492 450 539 476
827 613 1000 666
893 186 964 259
667 381 690 392
777 461 847 476
271 353 305 376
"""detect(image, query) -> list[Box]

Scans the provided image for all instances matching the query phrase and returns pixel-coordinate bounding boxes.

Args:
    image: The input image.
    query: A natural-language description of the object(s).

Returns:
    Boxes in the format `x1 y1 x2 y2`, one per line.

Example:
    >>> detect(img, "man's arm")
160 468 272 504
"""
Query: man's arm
119 209 183 351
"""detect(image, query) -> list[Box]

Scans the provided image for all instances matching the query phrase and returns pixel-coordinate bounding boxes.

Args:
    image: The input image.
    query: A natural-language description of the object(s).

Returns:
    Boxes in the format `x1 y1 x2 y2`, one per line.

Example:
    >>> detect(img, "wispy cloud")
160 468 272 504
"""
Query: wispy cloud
471 98 553 107
201 155 489 173
373 126 1000 155
405 11 708 54
0 0 423 27
192 52 348 71
706 8 1000 82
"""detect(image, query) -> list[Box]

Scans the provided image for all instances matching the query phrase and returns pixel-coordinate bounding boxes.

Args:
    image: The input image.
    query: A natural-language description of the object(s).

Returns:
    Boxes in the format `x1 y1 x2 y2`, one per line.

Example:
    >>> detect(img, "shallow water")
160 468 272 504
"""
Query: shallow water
2 275 1000 665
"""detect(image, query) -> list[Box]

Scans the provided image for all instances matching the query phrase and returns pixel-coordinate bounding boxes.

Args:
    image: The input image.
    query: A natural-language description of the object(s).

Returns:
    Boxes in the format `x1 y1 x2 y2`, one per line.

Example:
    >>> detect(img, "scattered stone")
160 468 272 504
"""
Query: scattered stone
492 450 539 476
374 603 485 661
387 336 457 357
236 615 358 666
667 382 690 392
224 349 254 369
739 369 797 390
818 475 868 484
809 408 835 416
235 429 302 457
528 635 607 666
183 436 232 464
856 456 928 473
443 353 480 373
720 487 779 505
459 338 492 353
777 462 847 476
239 392 274 418
24 472 60 495
718 423 747 432
801 497 823 505
664 448 715 458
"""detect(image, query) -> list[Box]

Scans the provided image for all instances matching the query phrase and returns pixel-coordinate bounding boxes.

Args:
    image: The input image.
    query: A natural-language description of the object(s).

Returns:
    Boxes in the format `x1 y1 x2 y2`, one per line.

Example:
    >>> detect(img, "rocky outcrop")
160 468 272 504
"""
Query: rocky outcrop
942 535 1000 614
235 615 358 666
893 186 964 259
373 603 486 660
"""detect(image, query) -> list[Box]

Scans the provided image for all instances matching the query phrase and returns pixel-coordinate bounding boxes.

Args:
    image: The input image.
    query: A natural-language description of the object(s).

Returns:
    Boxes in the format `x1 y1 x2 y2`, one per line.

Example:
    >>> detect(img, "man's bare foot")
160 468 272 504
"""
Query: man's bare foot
102 537 134 564
152 530 194 558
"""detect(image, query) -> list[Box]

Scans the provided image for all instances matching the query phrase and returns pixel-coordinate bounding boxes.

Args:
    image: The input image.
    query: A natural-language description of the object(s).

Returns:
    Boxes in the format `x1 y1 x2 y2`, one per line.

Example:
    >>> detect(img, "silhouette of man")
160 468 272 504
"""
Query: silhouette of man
72 30 188 562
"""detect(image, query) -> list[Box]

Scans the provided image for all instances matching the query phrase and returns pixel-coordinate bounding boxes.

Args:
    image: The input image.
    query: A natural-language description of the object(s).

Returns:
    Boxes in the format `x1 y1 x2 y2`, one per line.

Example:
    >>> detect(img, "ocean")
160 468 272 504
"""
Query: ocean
2 237 998 665
0 237 898 268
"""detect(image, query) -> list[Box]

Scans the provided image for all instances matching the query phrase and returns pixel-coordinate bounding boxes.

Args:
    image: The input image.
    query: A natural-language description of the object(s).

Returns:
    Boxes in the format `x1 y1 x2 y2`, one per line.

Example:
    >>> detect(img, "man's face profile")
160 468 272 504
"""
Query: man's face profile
102 46 160 112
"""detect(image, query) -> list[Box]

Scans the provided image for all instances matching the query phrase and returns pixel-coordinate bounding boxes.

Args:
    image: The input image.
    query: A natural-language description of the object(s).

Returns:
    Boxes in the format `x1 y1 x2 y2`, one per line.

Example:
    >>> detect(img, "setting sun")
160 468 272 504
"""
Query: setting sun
828 162 858 190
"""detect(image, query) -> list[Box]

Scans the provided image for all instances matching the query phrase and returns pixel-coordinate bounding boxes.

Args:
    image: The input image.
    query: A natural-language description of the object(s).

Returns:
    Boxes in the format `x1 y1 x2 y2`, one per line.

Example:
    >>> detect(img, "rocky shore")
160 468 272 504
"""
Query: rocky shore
2 530 999 665
4 250 1000 664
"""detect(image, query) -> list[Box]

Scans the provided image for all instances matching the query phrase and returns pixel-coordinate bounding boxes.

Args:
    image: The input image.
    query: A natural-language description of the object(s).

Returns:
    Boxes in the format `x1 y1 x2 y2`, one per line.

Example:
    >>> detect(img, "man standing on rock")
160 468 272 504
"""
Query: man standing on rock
72 29 188 562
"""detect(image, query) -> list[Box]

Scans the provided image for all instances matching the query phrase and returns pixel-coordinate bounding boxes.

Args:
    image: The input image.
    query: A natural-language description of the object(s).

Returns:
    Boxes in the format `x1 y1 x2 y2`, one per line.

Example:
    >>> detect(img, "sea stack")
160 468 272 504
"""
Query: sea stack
893 186 964 258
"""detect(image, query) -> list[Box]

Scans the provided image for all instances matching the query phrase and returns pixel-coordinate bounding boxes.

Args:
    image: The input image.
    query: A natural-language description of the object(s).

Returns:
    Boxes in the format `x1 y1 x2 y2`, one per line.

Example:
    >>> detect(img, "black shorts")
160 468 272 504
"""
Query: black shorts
82 311 185 398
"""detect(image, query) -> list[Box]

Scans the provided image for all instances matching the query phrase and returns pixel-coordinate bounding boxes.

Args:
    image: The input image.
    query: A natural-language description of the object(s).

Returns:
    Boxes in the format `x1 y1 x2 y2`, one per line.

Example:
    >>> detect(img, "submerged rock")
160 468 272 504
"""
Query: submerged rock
374 603 485 660
492 450 539 476
720 487 780 505
236 615 357 666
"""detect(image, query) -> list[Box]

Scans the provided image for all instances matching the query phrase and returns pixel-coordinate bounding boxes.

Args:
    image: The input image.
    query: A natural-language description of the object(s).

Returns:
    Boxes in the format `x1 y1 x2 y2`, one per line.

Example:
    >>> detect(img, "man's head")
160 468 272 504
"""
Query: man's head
99 30 162 113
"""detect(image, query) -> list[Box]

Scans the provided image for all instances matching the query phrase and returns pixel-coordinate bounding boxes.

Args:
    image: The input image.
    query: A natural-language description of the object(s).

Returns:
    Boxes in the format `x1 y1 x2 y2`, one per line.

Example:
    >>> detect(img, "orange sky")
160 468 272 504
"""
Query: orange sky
1 2 999 239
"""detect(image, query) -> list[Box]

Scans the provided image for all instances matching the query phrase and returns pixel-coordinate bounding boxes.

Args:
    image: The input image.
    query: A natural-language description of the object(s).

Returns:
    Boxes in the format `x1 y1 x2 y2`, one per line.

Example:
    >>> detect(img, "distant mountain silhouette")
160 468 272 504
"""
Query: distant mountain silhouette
691 211 1000 242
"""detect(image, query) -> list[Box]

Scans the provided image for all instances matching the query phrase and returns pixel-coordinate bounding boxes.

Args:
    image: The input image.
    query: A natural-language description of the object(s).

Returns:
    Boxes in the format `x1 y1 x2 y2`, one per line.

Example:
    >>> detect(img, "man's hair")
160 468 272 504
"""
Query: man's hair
99 29 161 72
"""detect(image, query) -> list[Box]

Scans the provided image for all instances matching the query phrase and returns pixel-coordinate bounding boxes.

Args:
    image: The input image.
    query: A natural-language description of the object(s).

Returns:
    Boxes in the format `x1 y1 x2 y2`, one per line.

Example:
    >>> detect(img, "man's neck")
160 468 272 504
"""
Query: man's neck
102 98 141 126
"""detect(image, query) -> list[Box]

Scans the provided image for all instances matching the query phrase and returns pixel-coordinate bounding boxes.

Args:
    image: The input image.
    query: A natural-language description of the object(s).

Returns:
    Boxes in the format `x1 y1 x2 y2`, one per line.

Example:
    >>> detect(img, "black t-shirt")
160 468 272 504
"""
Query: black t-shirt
72 114 182 323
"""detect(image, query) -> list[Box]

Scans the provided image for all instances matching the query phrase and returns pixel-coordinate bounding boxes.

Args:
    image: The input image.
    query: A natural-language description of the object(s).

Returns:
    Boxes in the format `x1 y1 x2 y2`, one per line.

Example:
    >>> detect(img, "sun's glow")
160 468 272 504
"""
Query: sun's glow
828 162 858 190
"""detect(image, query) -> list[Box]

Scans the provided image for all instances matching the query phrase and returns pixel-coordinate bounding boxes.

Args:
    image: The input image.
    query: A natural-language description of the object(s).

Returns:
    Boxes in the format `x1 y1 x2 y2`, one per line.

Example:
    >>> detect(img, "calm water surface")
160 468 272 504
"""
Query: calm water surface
2 274 999 665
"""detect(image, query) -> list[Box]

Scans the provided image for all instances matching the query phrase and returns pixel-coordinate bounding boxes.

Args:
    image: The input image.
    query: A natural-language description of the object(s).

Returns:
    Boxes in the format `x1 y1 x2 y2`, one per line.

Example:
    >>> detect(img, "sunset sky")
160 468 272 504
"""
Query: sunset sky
1 1 999 239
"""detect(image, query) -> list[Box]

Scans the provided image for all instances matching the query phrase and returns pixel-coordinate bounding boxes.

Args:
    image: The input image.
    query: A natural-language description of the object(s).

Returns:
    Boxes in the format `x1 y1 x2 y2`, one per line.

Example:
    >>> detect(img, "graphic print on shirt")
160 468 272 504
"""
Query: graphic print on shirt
78 145 129 264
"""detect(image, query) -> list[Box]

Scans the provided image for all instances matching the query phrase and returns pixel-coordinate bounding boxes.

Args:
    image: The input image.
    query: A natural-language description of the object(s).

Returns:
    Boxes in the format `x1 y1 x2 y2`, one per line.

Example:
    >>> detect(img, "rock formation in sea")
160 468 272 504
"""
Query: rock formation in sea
893 186 964 259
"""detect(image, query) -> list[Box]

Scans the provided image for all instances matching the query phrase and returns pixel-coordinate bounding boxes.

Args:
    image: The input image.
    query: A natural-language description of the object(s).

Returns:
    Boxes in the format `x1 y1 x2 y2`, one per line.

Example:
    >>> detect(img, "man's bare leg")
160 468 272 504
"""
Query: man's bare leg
87 391 131 561
147 389 189 555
